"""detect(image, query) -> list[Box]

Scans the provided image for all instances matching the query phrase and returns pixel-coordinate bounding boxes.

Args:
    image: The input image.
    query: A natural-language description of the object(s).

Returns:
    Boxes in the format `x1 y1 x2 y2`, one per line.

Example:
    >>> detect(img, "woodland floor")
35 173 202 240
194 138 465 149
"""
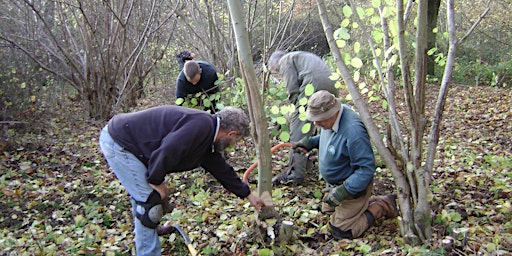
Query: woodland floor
0 84 511 255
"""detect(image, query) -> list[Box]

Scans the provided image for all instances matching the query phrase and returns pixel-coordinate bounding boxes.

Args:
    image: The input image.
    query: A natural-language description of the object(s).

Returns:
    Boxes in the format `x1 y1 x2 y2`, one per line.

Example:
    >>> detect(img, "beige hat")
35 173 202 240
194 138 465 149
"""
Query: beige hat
306 90 341 121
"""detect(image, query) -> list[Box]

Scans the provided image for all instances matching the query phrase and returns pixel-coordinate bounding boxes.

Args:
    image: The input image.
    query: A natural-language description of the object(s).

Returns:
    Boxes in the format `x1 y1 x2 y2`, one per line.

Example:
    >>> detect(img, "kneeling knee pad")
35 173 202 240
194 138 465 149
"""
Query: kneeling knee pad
135 190 163 229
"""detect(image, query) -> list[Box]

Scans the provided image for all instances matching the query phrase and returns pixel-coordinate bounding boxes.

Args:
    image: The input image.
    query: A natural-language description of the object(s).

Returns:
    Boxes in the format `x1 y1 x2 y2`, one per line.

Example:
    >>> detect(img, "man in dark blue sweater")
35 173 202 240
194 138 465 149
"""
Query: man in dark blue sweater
292 90 398 239
176 60 220 113
99 105 264 255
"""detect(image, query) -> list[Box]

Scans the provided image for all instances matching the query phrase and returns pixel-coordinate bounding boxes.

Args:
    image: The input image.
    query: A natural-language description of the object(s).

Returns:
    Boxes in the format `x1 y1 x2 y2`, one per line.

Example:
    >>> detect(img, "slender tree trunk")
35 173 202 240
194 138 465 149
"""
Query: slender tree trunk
427 0 441 76
226 0 273 195
316 0 414 241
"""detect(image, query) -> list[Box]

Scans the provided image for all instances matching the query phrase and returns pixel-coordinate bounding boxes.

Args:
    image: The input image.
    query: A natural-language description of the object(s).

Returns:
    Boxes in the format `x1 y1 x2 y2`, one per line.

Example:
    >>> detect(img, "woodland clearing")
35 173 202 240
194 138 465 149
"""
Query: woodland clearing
0 84 511 255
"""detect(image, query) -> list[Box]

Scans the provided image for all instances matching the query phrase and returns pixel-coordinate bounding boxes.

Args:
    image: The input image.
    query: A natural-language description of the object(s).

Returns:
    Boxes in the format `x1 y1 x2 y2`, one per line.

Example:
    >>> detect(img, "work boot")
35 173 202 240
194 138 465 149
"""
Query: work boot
272 167 304 184
367 194 399 220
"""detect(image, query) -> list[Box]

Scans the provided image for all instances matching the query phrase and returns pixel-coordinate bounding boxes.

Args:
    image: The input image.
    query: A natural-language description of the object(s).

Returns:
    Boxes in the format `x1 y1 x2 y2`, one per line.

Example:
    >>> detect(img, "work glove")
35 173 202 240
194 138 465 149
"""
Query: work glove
291 136 313 152
323 185 351 208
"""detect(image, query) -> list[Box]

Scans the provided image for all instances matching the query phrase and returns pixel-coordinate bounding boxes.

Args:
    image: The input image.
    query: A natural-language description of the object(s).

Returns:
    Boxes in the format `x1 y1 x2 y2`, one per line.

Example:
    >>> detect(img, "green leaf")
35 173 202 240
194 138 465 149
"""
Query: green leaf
351 58 364 69
276 117 287 125
334 27 350 40
175 98 184 105
305 84 315 96
370 15 380 25
342 5 353 17
258 248 271 256
356 7 365 19
336 39 347 48
271 105 280 115
298 97 308 106
427 47 437 56
450 212 462 222
354 41 361 53
373 30 384 43
353 71 360 82
372 0 381 8
382 6 392 18
366 7 375 16
279 131 290 142
329 72 340 81
382 99 388 109
299 110 307 121
301 123 311 134
281 104 294 115
341 19 350 28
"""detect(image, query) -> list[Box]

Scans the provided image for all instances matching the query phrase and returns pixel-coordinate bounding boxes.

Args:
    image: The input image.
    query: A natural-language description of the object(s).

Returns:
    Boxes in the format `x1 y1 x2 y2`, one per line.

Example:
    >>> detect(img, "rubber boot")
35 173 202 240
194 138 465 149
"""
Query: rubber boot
367 194 399 220
272 151 307 184
272 167 304 184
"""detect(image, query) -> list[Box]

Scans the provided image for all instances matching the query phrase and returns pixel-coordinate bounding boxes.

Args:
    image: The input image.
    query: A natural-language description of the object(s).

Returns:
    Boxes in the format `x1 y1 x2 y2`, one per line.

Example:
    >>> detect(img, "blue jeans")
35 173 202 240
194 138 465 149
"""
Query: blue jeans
99 125 161 255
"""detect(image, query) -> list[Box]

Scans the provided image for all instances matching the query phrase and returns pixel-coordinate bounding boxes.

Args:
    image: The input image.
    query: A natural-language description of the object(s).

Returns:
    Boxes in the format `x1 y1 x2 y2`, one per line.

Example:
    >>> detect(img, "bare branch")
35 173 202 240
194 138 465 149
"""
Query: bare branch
457 1 491 45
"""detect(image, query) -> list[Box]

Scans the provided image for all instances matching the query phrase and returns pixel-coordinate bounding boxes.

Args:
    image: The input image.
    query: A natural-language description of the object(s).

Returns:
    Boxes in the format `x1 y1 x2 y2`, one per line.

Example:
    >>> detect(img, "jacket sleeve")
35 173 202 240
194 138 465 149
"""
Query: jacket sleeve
200 153 251 198
175 73 188 99
309 135 320 149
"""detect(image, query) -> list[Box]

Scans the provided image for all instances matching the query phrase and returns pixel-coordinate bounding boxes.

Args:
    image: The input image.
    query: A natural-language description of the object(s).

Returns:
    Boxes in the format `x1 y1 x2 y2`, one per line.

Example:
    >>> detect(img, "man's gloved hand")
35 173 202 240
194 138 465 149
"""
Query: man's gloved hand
291 136 313 152
323 185 350 207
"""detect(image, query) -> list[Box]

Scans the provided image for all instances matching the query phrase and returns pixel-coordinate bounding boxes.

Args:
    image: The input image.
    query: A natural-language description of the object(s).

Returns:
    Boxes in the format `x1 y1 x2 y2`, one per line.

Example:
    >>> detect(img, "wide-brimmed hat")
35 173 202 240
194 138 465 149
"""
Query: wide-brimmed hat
306 90 341 121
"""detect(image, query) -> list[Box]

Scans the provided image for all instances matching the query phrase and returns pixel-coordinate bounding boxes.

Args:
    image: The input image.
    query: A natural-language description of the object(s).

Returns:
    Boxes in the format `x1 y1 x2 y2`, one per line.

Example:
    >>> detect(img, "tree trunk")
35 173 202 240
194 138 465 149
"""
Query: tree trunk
411 0 432 241
226 0 273 195
427 0 441 76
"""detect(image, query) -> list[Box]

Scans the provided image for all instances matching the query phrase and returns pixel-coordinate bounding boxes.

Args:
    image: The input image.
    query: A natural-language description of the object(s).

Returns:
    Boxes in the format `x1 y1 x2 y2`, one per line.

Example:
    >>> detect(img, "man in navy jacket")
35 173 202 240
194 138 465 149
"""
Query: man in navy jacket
176 60 220 113
99 105 264 255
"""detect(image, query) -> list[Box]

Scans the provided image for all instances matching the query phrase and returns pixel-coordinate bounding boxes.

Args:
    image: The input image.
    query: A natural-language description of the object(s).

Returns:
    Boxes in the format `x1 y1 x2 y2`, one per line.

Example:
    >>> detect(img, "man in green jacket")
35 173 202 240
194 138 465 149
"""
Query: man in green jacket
293 90 398 239
269 50 339 184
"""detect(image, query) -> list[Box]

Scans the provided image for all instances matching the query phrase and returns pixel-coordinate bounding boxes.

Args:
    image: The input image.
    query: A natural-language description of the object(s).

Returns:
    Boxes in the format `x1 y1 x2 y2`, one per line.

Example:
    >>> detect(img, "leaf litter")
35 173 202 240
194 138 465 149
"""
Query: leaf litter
0 85 510 255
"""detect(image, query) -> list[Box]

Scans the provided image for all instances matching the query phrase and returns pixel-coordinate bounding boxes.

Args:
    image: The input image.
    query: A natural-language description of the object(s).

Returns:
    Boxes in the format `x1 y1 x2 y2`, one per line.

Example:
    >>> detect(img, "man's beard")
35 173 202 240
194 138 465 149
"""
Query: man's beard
214 137 231 153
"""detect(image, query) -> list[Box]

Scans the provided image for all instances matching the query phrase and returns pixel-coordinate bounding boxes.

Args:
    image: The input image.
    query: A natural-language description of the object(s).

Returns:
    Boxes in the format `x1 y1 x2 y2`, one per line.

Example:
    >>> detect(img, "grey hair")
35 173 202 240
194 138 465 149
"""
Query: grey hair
217 107 250 137
268 50 285 72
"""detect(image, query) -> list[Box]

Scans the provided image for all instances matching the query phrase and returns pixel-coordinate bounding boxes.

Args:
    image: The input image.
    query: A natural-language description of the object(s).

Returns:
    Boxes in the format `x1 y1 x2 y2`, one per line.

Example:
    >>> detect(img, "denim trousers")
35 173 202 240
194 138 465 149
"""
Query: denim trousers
99 125 161 255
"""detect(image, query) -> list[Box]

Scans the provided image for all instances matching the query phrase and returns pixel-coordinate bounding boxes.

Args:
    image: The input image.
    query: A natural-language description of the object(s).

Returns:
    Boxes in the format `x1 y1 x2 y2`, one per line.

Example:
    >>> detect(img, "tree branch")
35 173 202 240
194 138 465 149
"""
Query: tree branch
457 1 491 45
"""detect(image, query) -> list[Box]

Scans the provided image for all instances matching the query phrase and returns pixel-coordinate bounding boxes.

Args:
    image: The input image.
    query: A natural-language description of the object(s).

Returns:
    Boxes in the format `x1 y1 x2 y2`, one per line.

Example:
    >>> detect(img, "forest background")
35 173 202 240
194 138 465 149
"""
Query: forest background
0 0 510 255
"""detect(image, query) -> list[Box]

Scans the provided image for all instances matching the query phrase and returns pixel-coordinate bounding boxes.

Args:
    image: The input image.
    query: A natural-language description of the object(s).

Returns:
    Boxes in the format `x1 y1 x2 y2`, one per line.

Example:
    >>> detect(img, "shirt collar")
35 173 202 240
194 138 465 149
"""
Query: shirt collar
331 104 343 133
213 116 220 143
